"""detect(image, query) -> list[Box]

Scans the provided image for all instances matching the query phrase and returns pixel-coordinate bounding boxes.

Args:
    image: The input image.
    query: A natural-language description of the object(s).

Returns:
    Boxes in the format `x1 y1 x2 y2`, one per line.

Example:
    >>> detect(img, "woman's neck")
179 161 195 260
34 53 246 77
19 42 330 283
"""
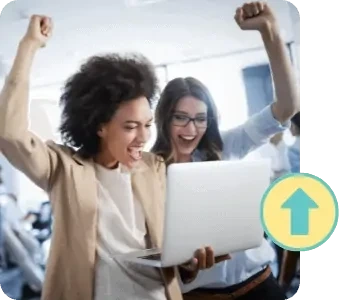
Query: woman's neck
175 153 192 163
94 152 118 169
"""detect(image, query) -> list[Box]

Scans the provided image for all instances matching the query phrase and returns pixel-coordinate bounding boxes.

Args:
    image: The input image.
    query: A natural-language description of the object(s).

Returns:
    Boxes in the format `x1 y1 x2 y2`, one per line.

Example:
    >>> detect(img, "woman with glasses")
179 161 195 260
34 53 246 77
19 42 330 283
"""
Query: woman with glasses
151 2 299 299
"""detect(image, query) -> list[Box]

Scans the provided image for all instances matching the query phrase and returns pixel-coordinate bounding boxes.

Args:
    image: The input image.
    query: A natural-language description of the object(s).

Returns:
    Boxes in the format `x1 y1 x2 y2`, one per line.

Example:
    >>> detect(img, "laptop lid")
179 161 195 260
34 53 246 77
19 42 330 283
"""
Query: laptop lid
160 159 271 267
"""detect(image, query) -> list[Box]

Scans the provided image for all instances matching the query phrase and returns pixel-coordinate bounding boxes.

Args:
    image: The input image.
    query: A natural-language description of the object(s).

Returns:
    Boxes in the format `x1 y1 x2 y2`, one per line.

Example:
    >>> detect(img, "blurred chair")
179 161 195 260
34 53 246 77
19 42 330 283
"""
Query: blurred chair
0 192 45 299
0 192 23 299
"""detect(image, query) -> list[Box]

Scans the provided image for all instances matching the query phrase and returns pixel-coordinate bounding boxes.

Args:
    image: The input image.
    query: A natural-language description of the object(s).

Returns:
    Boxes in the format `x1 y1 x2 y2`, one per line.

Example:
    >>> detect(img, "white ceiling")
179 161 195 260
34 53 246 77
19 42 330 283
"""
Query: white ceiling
0 0 297 87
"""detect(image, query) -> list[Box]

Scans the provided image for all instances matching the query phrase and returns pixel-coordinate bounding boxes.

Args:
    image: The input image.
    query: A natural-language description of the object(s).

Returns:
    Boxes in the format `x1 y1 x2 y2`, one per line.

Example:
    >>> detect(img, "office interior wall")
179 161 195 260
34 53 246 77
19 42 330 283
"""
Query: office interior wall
0 43 294 210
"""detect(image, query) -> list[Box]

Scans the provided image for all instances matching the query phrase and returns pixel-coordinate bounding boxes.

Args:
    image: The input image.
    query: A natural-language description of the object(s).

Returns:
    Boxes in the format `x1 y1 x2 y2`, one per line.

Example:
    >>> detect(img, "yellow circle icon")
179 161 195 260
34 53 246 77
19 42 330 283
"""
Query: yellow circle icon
261 173 338 251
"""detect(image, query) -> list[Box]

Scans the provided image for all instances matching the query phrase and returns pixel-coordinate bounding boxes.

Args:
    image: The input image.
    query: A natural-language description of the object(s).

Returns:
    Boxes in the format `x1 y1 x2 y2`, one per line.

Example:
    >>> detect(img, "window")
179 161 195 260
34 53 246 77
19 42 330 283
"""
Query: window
166 58 246 131
242 64 273 117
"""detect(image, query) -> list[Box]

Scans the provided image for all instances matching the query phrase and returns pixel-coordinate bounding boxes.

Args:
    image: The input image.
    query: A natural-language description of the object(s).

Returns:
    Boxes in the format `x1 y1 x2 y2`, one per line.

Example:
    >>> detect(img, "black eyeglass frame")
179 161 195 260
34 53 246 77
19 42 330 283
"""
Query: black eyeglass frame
171 114 212 129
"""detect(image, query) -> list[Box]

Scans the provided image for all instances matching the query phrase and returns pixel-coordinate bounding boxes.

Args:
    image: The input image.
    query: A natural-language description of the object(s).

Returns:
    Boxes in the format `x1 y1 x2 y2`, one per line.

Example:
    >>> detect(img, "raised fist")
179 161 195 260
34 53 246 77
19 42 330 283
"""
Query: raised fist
235 2 277 33
22 15 53 48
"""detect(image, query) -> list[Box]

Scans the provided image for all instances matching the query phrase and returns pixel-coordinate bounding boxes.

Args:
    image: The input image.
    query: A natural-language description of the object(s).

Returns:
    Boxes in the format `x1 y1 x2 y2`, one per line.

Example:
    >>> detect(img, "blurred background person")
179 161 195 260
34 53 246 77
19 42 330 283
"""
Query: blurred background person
278 111 300 297
245 131 290 182
288 112 300 173
0 164 45 299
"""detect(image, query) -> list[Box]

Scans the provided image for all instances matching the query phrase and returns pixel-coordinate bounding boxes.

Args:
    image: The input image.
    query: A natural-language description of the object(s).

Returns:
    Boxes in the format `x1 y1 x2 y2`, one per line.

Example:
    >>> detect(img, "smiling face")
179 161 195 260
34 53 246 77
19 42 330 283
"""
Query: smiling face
170 96 208 162
96 96 153 169
152 77 224 165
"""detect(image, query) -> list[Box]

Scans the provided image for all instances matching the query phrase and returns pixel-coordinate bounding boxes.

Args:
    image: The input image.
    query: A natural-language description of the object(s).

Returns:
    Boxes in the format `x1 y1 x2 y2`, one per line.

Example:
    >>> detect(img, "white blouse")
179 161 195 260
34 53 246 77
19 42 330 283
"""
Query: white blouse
94 163 166 300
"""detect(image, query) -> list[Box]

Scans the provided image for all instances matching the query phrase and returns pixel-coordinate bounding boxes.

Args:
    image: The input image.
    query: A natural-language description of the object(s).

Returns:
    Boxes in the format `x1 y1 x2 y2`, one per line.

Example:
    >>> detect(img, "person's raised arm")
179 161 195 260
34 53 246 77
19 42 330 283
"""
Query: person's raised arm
235 1 299 123
0 15 57 191
218 2 299 160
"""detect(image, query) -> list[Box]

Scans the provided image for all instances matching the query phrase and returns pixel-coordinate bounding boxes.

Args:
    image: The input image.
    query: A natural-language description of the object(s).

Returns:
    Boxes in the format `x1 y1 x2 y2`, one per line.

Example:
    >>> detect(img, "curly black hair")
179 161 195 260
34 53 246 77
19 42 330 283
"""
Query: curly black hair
59 53 158 158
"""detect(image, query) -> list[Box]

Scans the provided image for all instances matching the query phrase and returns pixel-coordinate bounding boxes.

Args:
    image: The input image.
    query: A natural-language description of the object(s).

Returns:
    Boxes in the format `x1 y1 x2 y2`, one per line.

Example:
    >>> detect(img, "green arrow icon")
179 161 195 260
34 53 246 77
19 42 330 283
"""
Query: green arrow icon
281 188 319 235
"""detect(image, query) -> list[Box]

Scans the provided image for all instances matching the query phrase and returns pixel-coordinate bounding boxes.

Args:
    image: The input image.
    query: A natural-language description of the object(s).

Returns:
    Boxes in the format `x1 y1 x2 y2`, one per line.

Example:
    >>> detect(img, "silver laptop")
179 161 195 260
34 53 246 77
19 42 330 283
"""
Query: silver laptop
123 159 271 268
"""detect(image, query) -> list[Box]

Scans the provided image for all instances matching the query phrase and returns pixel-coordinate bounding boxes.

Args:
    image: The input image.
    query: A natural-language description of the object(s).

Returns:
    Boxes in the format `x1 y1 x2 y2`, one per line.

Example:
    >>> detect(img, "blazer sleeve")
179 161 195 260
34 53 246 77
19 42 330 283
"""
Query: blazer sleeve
0 78 59 192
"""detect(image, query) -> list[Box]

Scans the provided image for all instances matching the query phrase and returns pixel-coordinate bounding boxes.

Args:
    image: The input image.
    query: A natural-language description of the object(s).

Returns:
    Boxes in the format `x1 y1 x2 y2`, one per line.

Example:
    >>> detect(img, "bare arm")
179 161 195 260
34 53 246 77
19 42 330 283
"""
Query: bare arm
216 2 297 160
262 27 299 123
0 16 57 191
235 2 299 123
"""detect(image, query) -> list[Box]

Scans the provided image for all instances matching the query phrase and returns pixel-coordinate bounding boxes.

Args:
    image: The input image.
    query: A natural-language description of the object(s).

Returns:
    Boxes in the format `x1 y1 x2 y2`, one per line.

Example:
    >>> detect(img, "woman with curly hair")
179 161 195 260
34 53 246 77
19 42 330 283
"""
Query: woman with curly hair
0 16 216 300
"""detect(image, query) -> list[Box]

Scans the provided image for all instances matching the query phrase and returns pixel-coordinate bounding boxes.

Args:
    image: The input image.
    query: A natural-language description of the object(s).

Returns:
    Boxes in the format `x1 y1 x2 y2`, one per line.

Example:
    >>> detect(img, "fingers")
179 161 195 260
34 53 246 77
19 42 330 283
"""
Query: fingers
194 247 227 269
234 7 244 24
188 257 198 272
41 18 53 37
252 2 260 16
30 15 53 37
243 3 254 17
215 253 232 263
41 17 53 37
205 246 214 268
256 1 265 12
195 248 206 269
180 256 198 273
185 248 232 272
238 2 265 19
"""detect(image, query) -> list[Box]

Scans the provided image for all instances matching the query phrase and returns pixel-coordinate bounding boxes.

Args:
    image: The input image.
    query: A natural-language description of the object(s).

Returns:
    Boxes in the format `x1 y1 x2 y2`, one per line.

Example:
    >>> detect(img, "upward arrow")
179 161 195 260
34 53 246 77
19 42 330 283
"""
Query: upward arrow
281 188 319 235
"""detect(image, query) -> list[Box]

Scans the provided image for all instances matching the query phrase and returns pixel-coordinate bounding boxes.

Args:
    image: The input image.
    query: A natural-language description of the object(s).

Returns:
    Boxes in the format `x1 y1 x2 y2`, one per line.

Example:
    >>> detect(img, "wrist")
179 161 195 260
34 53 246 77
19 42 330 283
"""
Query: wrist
260 21 281 42
178 266 198 284
19 38 41 53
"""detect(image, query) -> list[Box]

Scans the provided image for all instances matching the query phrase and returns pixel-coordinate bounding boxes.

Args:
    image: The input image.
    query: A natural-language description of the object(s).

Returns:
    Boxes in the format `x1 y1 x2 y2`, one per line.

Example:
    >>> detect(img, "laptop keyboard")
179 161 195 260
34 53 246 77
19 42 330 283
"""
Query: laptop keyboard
138 253 162 260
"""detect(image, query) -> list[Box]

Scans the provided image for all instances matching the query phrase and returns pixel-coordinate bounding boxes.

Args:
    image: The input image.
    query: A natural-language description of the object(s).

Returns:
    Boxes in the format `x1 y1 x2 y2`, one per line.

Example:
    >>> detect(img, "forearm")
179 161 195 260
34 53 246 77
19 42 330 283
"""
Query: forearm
7 39 38 83
262 26 299 122
0 40 37 139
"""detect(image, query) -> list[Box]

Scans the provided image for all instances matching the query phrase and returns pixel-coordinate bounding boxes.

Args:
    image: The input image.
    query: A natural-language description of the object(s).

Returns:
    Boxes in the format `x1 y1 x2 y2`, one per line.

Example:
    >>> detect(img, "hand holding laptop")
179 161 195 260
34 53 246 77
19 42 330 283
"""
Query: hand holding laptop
178 246 231 283
123 160 270 270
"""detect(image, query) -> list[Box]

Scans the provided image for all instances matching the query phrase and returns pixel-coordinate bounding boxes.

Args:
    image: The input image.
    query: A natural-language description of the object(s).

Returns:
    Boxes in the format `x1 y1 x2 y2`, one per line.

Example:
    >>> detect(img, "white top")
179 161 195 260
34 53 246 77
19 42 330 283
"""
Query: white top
94 163 166 300
182 105 289 292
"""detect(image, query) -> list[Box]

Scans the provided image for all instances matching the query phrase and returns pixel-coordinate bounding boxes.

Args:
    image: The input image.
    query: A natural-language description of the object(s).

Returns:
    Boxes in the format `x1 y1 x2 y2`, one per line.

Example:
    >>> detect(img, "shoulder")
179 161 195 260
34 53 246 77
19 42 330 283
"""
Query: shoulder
46 140 90 168
46 140 76 157
141 152 166 174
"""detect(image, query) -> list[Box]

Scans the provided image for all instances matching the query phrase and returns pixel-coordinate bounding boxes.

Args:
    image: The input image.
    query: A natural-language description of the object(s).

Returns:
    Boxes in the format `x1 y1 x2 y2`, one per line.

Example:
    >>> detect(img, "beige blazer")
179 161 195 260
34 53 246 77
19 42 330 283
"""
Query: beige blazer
0 78 183 300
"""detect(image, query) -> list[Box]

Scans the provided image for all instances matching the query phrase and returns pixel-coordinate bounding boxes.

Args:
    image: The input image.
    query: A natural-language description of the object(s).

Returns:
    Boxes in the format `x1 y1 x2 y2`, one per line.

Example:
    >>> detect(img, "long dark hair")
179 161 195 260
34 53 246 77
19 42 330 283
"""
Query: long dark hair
151 77 223 165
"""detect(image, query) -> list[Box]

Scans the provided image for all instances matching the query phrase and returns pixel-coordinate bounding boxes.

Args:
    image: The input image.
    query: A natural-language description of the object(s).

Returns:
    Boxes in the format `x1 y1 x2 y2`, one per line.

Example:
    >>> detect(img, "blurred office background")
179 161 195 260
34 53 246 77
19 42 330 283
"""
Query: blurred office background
0 0 299 298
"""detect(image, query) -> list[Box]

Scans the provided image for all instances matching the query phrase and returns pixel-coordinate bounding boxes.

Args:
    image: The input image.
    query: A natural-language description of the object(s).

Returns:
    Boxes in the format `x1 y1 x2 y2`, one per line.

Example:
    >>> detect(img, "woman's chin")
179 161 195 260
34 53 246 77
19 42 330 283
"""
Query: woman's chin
178 148 195 157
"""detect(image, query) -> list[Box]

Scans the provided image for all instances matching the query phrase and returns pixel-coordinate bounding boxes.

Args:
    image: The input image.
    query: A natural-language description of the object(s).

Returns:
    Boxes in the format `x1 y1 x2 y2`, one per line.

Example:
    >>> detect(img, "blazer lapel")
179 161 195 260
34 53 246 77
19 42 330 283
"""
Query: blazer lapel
131 163 165 249
70 152 98 248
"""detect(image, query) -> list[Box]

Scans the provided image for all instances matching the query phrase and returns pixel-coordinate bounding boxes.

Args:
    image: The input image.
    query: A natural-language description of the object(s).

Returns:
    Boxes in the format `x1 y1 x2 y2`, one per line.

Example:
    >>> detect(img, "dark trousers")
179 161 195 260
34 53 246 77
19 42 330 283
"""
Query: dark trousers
183 268 287 300
237 274 287 300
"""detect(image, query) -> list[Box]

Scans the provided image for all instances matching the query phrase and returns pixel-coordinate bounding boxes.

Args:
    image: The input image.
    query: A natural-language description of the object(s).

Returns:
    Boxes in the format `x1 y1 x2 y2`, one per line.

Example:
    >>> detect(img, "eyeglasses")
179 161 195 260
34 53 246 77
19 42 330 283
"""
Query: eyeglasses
171 114 209 128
